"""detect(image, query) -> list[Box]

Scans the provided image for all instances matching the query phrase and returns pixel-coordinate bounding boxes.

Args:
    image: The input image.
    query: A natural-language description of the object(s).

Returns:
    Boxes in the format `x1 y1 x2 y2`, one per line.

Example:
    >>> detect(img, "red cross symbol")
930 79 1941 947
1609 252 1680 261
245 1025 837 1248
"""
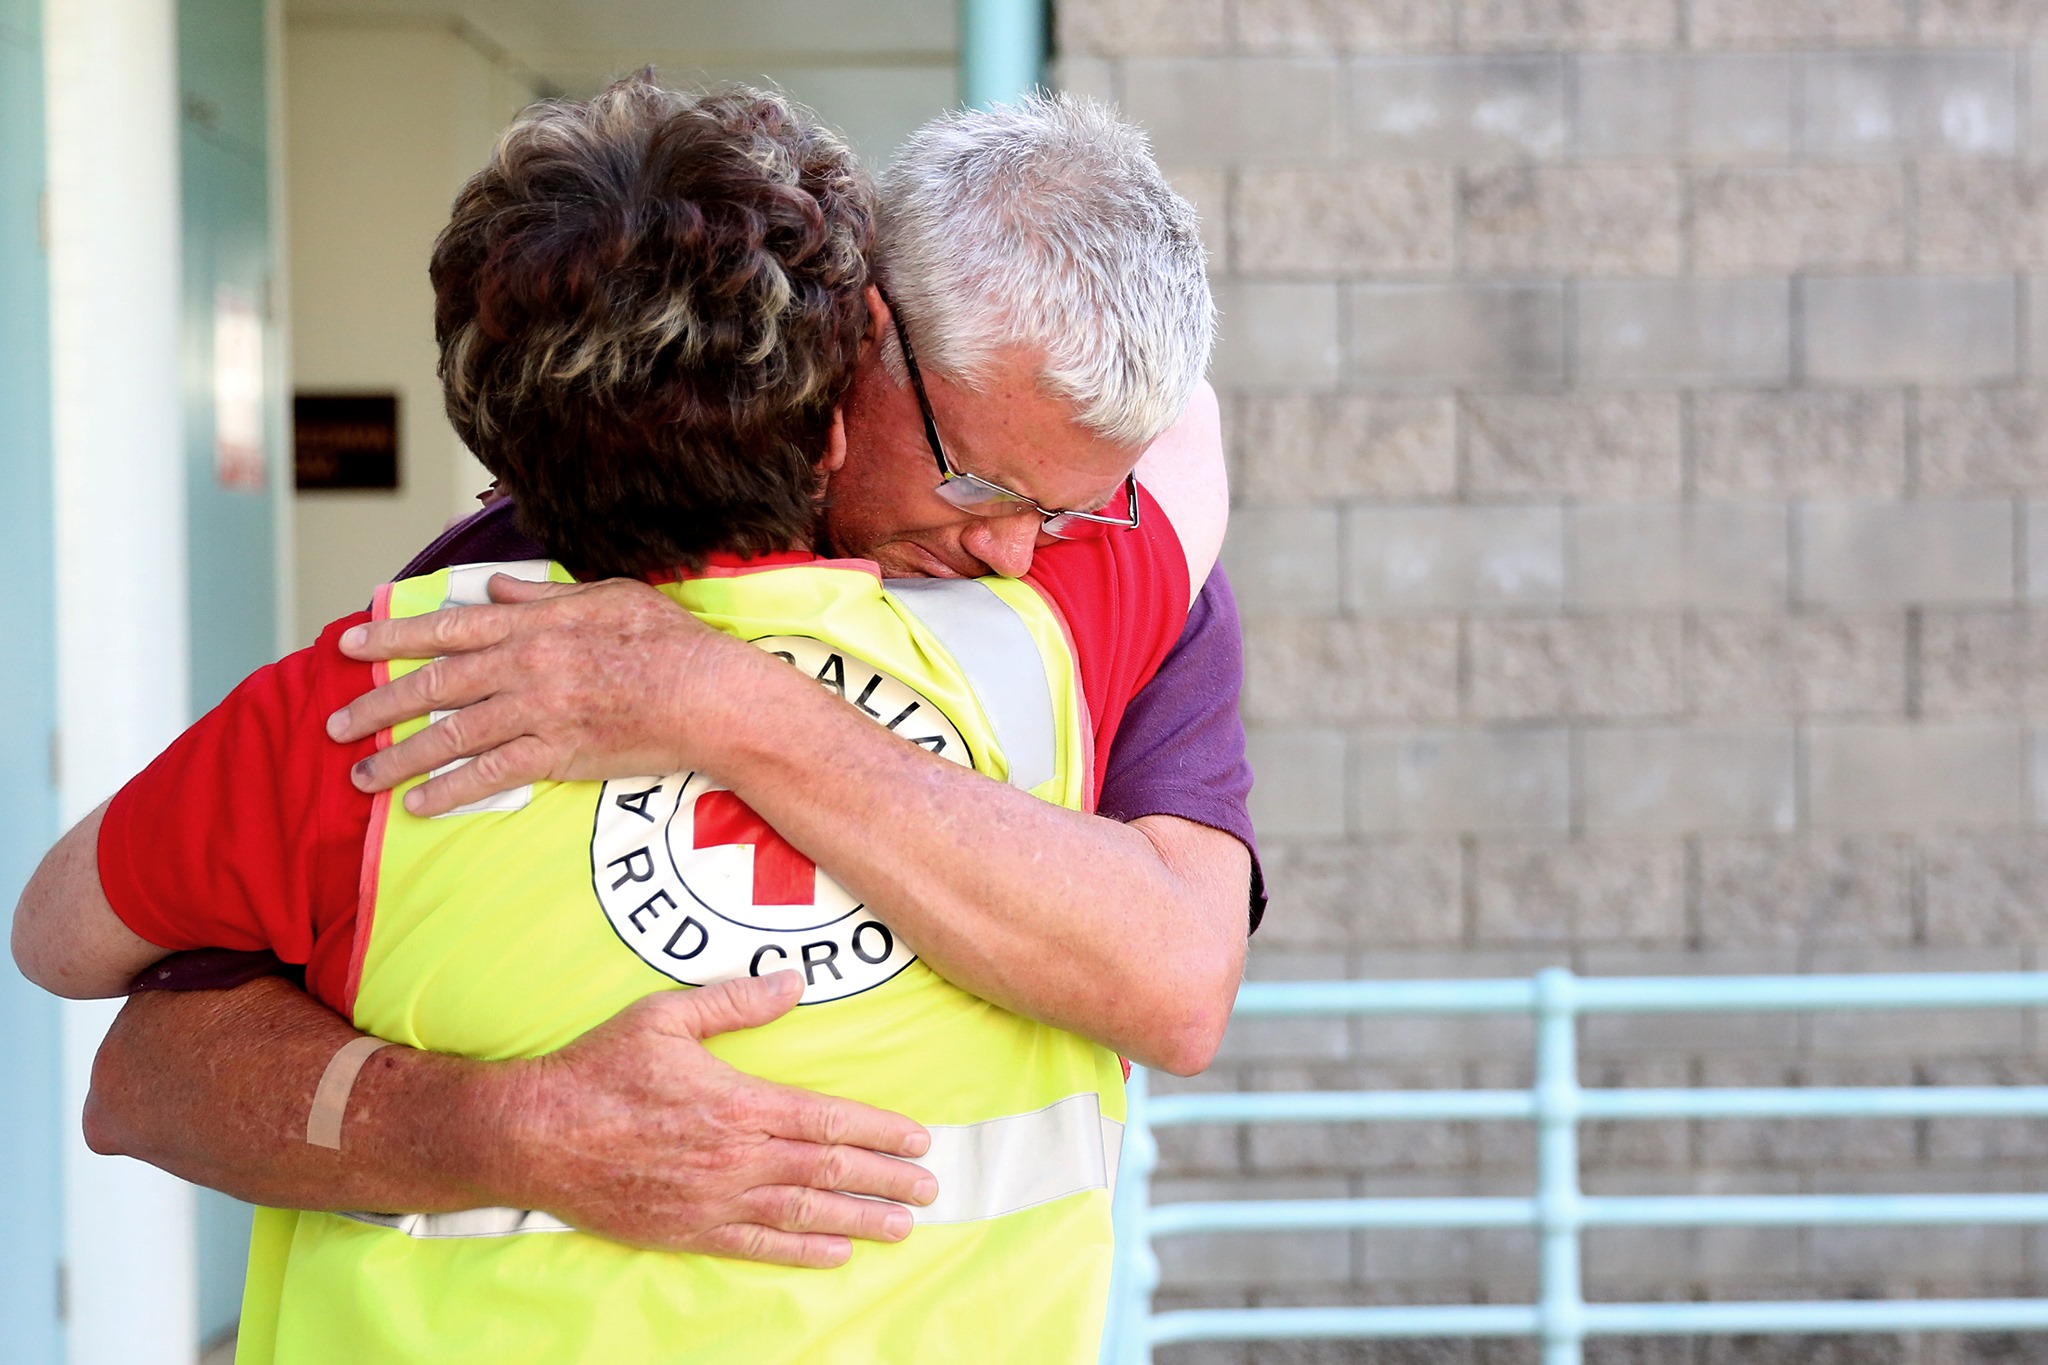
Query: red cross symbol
691 791 818 906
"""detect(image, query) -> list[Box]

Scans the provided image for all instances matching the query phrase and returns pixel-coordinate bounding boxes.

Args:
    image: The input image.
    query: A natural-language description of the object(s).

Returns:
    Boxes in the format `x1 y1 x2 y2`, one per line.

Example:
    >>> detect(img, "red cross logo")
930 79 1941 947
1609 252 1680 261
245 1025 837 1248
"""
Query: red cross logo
691 791 818 906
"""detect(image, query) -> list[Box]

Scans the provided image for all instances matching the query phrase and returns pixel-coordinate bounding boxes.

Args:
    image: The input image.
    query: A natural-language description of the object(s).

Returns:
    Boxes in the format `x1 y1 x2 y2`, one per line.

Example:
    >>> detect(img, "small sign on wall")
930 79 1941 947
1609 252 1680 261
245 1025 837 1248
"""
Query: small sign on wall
295 393 400 491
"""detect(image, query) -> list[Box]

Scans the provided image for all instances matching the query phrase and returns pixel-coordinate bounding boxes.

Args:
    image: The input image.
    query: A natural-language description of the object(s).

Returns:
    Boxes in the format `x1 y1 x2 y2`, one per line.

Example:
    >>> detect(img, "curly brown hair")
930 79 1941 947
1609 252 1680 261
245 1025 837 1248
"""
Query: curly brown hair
431 76 875 578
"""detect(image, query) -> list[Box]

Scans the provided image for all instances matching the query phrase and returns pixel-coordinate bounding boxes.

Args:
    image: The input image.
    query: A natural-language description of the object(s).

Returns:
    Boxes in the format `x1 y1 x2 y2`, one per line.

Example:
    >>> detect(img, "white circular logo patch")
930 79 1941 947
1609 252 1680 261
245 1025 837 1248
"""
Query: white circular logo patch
592 636 971 1003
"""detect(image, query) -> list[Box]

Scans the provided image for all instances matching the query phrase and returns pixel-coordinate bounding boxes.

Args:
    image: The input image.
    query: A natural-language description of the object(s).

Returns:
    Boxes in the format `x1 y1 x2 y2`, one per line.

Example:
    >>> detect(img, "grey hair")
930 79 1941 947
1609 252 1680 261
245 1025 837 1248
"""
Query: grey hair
874 91 1213 449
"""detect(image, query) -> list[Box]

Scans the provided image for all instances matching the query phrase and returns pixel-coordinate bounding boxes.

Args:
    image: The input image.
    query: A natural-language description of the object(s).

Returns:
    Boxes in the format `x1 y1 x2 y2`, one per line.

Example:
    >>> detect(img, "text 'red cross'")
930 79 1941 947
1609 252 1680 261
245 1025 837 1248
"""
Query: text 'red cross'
691 791 817 906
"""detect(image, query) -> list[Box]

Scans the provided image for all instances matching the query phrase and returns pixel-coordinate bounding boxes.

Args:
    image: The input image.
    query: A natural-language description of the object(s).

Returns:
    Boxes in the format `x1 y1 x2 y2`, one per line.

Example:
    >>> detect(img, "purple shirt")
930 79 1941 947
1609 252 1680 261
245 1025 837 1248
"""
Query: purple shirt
1096 566 1263 930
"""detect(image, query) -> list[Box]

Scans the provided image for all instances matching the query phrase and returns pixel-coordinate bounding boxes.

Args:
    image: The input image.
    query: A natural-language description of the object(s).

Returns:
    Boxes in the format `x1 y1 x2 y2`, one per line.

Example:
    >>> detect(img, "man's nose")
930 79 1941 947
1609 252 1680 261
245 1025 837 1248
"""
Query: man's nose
960 512 1039 579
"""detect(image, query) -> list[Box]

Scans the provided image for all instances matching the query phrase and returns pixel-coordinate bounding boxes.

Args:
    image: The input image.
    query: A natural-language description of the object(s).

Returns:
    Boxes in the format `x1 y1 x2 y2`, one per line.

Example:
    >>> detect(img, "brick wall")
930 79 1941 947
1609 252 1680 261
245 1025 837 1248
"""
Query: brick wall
1057 3 2048 1360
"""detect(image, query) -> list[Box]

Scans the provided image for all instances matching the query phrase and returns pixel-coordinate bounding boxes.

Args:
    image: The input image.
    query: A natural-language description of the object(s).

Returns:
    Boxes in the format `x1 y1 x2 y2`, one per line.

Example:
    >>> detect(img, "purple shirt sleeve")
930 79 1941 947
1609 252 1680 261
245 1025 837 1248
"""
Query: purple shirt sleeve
1095 566 1264 932
130 948 306 994
396 498 543 579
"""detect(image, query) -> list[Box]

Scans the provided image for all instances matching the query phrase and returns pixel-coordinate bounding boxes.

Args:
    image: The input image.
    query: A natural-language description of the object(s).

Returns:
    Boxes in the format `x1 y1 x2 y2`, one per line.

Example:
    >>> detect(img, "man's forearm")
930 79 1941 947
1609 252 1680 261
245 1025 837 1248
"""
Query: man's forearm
328 576 1251 1073
709 648 1248 1075
85 979 512 1212
87 971 936 1262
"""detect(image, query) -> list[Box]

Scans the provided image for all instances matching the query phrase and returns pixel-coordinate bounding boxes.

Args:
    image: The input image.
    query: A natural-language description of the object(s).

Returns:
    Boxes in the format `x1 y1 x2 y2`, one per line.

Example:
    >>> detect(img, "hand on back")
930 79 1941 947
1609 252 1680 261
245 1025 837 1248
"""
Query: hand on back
493 970 934 1265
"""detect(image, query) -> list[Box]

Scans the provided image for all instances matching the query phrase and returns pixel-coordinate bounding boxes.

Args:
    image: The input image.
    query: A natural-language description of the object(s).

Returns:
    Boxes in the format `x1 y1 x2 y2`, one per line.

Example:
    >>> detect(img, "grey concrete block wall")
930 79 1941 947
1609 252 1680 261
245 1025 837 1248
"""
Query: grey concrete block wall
1463 393 1683 495
1691 390 1906 495
1344 504 1565 612
1690 166 1908 273
1574 53 1795 160
1569 502 1789 608
1795 499 2017 605
1059 0 2048 1349
1348 282 1566 389
1576 279 1793 386
1801 276 2018 384
1346 55 1567 161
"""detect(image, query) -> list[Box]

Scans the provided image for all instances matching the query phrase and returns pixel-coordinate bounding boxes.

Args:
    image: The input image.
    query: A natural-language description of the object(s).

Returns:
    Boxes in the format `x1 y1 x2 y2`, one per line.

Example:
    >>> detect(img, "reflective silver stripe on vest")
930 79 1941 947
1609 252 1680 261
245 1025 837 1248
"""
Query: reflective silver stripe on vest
336 1093 1120 1239
337 1206 573 1239
441 559 553 608
423 560 553 817
913 1092 1120 1225
886 578 1058 792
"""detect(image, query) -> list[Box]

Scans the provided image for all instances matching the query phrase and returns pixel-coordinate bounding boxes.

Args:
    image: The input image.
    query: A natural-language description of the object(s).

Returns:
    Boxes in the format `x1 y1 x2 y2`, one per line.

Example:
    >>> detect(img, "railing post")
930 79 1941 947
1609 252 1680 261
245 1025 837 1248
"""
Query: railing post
1105 1064 1160 1365
959 0 1047 109
1534 968 1585 1365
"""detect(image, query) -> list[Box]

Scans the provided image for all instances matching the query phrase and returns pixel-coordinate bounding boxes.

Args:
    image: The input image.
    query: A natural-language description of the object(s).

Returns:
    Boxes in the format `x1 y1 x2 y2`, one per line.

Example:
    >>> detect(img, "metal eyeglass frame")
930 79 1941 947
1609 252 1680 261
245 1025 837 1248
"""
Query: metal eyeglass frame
880 288 1141 540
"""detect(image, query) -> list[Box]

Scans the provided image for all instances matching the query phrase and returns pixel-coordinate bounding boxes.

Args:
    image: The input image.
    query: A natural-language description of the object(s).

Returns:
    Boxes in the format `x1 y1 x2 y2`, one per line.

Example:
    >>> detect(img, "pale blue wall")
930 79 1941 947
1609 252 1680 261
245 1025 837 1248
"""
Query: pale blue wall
181 0 278 714
0 0 68 1357
179 0 277 1339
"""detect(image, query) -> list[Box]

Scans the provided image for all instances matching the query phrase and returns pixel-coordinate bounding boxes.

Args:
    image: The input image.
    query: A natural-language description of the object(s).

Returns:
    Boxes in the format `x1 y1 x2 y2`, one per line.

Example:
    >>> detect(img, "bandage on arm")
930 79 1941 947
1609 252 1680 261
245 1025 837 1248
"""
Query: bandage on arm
85 979 516 1216
306 1035 394 1149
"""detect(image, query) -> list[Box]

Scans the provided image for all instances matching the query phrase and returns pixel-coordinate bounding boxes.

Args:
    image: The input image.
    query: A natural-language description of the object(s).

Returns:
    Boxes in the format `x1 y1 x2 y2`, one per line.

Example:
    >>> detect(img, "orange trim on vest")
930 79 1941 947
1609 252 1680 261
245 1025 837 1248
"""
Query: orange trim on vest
346 584 400 1018
347 787 391 1021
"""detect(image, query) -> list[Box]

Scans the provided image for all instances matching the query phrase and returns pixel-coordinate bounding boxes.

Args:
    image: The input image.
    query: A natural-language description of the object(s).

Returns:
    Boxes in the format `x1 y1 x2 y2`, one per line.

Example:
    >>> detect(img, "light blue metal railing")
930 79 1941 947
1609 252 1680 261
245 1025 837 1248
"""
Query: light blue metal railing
1106 969 2048 1364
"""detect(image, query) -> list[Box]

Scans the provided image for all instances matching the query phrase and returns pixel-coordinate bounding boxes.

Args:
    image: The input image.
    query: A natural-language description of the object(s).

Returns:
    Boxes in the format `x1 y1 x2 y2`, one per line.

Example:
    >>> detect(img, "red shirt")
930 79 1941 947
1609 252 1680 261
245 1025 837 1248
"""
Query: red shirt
99 502 1189 1014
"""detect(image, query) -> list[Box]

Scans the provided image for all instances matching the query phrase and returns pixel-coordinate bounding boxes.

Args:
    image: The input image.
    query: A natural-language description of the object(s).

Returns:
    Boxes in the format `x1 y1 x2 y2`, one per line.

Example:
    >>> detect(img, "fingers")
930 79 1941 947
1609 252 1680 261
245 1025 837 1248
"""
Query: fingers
761 1137 937 1209
338 602 513 665
748 1074 931 1160
697 1224 855 1270
395 736 557 815
649 972 806 1040
341 691 512 786
328 651 499 744
693 1187 917 1266
739 1184 917 1244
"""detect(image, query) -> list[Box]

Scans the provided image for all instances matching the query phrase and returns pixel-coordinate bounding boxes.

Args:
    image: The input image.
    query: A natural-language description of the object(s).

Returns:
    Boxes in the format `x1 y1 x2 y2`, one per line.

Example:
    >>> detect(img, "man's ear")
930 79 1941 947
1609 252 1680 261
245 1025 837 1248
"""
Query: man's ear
863 284 889 351
819 406 848 477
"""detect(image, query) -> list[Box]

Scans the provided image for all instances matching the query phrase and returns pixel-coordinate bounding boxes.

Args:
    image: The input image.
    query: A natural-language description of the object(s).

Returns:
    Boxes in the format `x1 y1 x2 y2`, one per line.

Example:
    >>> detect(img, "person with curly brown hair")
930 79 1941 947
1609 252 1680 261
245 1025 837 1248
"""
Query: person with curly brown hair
36 73 1252 1291
425 80 876 582
16 76 1227 1363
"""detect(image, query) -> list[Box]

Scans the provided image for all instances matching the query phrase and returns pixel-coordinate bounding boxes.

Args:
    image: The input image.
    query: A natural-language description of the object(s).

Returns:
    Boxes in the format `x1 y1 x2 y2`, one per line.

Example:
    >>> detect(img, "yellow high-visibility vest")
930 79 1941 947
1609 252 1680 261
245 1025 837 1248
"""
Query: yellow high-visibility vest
235 558 1125 1365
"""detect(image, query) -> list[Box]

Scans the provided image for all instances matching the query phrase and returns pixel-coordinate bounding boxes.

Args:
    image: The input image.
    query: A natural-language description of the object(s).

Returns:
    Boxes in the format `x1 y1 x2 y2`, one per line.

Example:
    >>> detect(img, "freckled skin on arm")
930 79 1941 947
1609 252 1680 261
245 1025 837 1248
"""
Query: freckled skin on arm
323 386 1249 1072
79 968 939 1266
12 804 165 1001
18 803 936 1265
46 385 1249 1251
328 576 1247 1074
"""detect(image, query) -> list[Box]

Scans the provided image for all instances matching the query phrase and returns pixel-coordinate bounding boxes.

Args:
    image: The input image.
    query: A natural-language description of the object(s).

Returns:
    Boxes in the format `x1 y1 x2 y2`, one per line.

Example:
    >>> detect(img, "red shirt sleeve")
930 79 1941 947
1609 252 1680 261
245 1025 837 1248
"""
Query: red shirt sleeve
1025 483 1191 796
97 615 379 1015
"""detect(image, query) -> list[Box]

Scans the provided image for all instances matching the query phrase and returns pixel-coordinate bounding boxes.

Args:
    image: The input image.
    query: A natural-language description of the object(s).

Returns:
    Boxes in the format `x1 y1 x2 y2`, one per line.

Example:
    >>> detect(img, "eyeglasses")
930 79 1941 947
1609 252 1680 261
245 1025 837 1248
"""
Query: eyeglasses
881 291 1140 541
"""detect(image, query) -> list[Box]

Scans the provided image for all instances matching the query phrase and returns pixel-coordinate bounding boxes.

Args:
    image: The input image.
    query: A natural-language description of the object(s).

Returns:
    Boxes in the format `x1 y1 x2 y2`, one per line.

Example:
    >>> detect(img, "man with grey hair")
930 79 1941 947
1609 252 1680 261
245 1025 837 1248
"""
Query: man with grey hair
75 90 1254 1276
875 94 1212 448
